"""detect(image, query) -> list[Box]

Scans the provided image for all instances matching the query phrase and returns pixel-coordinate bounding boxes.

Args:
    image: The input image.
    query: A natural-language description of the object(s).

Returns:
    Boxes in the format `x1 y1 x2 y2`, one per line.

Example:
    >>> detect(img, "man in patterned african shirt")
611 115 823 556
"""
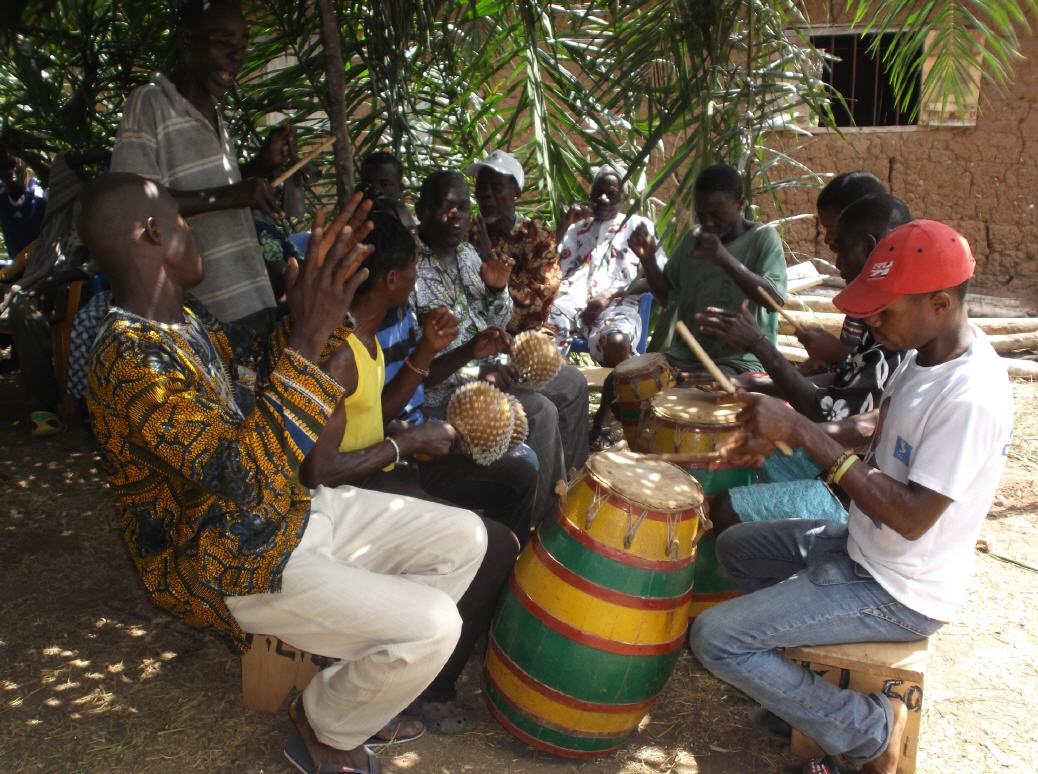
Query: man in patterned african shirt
467 150 560 334
81 172 485 773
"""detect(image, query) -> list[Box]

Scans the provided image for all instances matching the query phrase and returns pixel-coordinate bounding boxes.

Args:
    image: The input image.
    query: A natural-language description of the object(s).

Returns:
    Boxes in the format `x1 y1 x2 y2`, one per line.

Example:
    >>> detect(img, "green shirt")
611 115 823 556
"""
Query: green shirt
663 223 787 372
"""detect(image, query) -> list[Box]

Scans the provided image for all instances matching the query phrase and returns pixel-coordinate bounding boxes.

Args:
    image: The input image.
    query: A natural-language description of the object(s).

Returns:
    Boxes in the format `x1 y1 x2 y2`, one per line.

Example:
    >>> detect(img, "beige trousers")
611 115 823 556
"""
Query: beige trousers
225 484 487 750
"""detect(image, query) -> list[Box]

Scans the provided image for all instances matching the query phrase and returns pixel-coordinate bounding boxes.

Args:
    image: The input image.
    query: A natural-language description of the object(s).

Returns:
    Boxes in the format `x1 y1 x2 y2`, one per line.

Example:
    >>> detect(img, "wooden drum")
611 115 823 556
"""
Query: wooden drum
634 387 758 618
611 353 675 446
484 450 706 758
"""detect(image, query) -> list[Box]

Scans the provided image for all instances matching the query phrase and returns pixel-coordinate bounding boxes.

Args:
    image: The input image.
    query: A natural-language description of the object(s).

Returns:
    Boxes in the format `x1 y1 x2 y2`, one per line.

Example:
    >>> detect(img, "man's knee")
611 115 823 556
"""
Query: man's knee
688 605 734 669
715 521 756 575
413 591 465 661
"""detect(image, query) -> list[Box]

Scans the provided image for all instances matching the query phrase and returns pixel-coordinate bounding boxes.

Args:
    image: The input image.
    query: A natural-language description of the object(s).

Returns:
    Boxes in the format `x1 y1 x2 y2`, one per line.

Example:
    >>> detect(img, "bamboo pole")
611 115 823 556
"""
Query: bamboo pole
316 0 354 205
272 136 336 187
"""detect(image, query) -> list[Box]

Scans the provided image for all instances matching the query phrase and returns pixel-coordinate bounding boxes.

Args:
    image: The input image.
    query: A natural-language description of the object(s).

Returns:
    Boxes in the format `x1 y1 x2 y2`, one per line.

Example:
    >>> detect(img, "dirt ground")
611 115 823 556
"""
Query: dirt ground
1 372 1036 774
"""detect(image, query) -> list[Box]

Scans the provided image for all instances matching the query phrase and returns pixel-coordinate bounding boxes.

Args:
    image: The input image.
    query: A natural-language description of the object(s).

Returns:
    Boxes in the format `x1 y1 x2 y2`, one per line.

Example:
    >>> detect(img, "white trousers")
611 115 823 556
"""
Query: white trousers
225 485 487 750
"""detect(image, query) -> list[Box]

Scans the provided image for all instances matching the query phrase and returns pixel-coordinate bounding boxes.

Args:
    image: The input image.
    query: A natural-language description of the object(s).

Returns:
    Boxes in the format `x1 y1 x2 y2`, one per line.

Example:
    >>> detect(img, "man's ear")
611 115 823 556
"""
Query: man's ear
142 216 162 246
930 289 953 316
862 233 878 254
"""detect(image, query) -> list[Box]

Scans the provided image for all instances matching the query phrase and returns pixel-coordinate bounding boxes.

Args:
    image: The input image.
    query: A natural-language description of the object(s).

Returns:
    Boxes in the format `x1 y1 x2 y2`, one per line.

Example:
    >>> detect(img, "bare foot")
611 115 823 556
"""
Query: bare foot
368 714 424 744
863 697 908 774
288 695 374 772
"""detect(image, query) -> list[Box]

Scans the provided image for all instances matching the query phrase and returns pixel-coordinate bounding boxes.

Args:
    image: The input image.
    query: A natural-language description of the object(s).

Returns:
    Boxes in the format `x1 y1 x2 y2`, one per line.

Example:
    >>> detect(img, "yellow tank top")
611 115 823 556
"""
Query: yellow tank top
338 335 386 453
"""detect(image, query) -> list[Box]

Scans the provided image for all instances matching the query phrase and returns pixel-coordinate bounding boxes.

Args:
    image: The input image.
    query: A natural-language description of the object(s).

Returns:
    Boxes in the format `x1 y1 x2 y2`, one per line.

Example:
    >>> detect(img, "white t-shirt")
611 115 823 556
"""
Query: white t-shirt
847 327 1013 622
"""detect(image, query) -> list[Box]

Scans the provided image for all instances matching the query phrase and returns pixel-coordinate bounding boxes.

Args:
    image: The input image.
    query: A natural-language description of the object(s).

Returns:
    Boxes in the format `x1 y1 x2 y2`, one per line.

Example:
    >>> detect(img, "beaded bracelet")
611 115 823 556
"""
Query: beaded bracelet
827 451 859 486
404 356 430 378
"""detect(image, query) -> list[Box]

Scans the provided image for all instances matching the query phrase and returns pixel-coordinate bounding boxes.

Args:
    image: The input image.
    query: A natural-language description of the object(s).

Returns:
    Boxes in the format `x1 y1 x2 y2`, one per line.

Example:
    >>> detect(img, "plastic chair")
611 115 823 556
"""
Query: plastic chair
569 293 653 356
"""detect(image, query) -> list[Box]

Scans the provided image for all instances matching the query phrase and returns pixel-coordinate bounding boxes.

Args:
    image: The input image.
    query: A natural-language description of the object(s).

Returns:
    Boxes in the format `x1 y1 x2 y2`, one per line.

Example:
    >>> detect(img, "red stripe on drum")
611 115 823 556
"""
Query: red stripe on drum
555 512 697 571
579 474 702 523
482 692 626 759
487 636 658 715
509 576 687 657
531 535 693 612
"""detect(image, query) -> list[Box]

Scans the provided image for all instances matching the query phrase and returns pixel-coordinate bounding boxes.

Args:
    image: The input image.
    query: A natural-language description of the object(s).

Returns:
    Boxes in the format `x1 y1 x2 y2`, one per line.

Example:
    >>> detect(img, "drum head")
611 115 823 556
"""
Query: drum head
650 387 742 427
586 450 703 512
614 352 669 378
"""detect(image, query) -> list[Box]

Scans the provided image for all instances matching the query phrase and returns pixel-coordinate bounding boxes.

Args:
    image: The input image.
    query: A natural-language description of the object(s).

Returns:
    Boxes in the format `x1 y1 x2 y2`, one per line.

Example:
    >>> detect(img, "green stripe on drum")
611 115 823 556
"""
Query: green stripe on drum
681 465 757 497
483 674 632 755
491 590 681 704
537 517 695 600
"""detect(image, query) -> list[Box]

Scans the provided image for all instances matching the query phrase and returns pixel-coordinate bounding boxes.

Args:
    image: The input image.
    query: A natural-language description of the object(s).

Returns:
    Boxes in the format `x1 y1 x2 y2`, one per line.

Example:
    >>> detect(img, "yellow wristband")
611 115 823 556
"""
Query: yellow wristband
829 452 859 486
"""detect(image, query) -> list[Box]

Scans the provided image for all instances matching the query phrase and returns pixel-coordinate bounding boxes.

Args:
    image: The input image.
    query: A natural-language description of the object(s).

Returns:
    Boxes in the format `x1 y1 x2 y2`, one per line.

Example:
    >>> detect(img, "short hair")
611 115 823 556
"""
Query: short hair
837 193 912 245
176 0 243 30
950 278 970 301
816 171 886 213
417 170 466 212
693 163 743 200
356 207 418 294
360 151 403 179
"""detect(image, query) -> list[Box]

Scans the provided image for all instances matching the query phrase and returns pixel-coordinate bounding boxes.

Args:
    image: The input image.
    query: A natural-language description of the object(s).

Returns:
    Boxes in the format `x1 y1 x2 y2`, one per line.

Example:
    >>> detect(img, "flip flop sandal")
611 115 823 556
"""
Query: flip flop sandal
284 730 381 774
30 410 62 438
413 699 474 735
365 713 425 747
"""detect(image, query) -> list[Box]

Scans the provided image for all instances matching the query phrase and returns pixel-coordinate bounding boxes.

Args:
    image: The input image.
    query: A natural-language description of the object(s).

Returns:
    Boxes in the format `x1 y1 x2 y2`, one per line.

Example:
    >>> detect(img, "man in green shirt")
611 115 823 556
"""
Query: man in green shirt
638 163 787 376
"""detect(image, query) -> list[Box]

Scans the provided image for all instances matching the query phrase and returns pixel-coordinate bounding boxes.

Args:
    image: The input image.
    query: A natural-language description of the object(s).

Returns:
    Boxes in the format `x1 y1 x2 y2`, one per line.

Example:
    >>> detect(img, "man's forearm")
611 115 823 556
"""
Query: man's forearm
718 252 780 305
382 339 437 419
749 338 825 421
639 256 669 304
428 340 475 387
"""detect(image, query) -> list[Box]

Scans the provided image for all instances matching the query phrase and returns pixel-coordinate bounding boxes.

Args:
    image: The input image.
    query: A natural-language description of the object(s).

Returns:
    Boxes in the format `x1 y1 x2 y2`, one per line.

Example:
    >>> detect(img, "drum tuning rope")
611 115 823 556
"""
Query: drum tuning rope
586 486 607 530
624 507 648 550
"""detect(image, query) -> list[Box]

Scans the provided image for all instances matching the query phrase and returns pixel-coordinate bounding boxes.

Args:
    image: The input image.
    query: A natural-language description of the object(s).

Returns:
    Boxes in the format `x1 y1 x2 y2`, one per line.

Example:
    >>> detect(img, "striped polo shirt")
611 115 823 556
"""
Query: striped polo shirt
376 305 426 425
111 73 275 324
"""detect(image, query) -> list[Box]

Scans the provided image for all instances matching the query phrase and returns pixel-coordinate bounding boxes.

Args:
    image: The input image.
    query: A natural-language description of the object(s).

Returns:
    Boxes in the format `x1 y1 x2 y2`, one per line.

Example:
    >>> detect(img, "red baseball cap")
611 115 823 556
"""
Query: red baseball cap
834 220 975 317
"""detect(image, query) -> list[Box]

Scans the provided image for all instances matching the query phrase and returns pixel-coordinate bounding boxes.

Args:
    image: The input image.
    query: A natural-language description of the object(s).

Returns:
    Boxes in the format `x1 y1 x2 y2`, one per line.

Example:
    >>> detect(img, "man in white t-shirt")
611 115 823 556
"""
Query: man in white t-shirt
689 220 1013 774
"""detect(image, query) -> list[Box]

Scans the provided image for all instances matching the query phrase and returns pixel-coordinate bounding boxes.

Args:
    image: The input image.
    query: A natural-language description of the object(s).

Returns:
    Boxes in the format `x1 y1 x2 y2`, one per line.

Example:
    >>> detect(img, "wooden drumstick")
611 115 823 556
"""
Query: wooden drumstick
272 136 336 187
674 320 794 456
755 285 805 335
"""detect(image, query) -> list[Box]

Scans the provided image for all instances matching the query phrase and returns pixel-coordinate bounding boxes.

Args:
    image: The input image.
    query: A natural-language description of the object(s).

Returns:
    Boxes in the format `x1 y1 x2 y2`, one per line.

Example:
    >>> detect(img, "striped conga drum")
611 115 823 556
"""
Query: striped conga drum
611 353 675 446
484 451 706 757
634 387 757 618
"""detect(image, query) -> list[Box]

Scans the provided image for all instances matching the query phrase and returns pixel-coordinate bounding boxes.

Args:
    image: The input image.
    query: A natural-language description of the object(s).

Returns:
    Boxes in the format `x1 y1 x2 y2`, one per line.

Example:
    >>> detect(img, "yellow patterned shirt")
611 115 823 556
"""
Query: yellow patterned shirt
86 302 345 651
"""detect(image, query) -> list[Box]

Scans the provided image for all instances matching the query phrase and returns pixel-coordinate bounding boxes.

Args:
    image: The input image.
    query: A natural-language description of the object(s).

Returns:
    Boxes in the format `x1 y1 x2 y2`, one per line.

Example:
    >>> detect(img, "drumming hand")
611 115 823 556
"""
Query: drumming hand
479 363 517 391
628 223 658 265
690 231 728 266
470 327 513 359
696 300 765 353
713 431 774 470
729 390 803 448
796 325 850 365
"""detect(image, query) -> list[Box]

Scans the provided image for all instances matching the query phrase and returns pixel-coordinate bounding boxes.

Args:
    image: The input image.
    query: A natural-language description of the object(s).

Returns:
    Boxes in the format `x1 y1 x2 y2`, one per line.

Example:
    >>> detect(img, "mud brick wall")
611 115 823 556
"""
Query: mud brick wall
765 6 1038 300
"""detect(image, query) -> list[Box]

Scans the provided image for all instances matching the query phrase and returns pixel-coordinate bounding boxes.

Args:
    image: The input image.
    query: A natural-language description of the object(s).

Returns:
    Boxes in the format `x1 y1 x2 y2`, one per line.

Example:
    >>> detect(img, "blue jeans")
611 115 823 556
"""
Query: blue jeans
688 520 942 762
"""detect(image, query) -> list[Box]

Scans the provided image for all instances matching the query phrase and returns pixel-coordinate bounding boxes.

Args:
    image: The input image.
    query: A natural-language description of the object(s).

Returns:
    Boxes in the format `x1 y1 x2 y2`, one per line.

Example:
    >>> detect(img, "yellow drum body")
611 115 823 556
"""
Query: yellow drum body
612 353 675 446
484 451 705 758
633 387 754 618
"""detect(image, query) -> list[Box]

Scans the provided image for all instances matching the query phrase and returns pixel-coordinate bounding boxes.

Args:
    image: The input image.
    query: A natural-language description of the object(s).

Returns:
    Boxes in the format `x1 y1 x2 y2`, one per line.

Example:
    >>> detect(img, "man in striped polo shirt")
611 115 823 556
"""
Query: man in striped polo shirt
111 0 290 335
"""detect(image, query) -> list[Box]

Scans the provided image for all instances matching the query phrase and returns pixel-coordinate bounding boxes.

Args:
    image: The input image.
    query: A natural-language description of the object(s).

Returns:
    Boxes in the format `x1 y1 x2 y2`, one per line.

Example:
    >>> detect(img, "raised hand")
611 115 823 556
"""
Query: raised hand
726 390 802 449
690 230 725 265
560 202 592 233
713 431 774 470
470 326 513 359
284 193 374 362
403 420 458 458
472 214 493 261
795 325 850 365
628 223 658 264
420 306 460 353
480 251 515 291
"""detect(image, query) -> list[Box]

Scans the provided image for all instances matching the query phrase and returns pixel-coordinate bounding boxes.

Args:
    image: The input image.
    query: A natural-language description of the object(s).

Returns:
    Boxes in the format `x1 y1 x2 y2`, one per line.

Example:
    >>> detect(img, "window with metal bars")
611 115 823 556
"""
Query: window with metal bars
809 32 921 127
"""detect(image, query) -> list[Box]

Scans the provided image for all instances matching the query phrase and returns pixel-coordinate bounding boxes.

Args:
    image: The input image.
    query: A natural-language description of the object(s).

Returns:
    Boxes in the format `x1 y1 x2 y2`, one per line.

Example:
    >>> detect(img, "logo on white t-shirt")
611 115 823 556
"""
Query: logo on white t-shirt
894 436 913 466
869 260 894 279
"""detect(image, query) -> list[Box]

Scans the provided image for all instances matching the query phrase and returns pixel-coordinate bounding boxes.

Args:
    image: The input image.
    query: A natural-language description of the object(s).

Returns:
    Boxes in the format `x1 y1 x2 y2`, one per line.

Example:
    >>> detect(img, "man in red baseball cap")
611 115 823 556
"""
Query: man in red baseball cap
688 220 1013 774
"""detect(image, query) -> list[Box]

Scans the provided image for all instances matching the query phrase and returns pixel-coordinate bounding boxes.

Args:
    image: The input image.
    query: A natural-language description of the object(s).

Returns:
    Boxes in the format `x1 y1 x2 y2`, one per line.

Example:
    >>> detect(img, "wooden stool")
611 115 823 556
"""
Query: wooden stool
240 634 337 713
786 639 929 774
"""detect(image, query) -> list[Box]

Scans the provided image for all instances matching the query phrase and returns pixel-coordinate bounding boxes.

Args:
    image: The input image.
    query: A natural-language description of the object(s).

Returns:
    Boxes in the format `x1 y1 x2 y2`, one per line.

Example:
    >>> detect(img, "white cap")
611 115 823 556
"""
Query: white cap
467 150 524 191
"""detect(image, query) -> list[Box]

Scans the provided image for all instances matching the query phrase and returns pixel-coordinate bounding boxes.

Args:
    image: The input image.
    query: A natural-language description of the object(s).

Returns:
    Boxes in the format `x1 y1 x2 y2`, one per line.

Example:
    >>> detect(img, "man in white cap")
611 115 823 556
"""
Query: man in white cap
689 220 1013 774
468 150 589 474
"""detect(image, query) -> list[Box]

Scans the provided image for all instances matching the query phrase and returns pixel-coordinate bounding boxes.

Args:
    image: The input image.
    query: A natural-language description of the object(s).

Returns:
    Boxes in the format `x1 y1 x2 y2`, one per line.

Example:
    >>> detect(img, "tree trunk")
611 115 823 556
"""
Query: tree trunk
316 0 353 206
